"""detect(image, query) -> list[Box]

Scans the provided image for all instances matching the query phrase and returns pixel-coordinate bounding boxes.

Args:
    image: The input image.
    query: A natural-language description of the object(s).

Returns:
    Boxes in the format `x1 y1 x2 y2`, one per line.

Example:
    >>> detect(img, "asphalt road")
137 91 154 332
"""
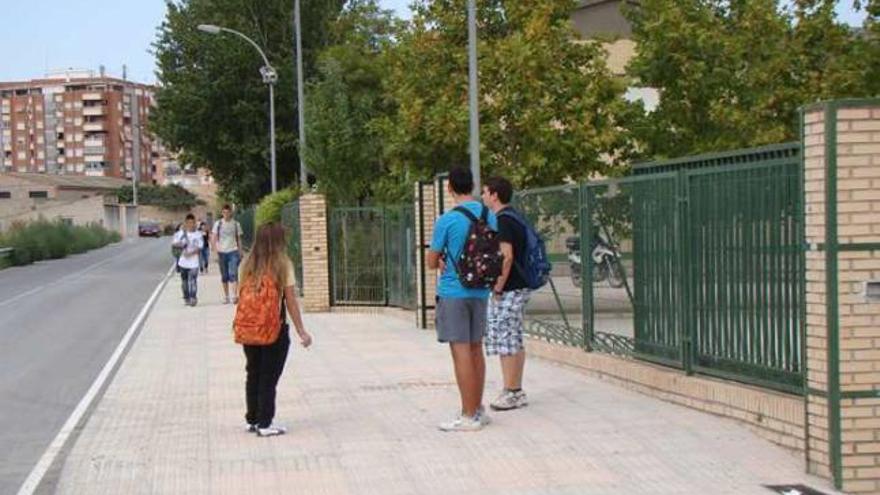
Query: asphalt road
0 238 171 494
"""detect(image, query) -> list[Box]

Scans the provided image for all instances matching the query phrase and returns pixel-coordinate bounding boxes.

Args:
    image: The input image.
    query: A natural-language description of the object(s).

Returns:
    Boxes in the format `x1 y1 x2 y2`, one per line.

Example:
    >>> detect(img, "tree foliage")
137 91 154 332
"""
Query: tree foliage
626 0 877 158
117 184 202 210
374 0 638 194
151 0 345 205
303 0 399 205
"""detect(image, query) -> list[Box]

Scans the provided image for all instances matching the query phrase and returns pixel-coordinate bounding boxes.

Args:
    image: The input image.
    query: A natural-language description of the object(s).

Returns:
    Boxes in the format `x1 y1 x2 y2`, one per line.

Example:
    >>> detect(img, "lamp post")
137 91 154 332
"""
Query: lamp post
198 24 279 192
294 0 307 189
467 0 481 191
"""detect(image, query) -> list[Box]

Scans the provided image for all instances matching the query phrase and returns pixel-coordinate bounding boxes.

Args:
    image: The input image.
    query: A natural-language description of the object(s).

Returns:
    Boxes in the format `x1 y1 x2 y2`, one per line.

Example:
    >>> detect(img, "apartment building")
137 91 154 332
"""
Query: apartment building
0 69 155 182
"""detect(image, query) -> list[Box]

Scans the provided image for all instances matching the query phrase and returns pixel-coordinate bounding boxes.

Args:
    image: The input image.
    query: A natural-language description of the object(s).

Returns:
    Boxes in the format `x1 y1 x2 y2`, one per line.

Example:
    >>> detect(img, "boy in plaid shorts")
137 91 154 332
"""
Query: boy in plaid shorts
481 177 532 411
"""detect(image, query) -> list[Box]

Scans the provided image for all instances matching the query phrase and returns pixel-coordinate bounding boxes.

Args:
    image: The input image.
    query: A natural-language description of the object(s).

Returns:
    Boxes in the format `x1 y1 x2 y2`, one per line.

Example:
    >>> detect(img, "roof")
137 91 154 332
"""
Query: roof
0 76 154 92
0 172 130 191
575 0 637 9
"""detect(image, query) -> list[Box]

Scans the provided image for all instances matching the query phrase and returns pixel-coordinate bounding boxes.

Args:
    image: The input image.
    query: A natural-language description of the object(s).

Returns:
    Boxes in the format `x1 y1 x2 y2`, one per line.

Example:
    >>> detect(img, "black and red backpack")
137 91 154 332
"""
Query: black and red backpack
449 205 503 289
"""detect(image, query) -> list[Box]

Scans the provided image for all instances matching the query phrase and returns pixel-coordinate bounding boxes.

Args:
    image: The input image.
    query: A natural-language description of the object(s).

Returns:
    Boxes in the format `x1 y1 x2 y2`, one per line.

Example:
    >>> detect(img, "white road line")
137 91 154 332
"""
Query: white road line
15 264 175 495
0 243 143 308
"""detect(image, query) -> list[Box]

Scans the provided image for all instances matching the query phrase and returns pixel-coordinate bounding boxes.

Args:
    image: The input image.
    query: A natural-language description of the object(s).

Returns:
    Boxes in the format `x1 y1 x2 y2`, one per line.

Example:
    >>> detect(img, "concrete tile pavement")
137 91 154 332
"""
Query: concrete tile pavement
54 271 840 495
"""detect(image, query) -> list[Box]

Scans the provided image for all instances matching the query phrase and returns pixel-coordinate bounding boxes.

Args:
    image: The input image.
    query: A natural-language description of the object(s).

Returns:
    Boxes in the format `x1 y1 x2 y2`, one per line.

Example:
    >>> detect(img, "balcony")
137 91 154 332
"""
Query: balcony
83 122 105 132
84 154 105 163
82 93 103 101
84 146 105 156
83 139 104 148
82 106 105 116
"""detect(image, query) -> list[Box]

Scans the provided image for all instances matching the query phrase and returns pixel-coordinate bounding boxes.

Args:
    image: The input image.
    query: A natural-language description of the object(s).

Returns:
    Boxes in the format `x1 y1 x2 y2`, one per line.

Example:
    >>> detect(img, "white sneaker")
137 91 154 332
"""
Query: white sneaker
438 414 483 432
257 424 287 437
490 390 528 411
476 405 492 425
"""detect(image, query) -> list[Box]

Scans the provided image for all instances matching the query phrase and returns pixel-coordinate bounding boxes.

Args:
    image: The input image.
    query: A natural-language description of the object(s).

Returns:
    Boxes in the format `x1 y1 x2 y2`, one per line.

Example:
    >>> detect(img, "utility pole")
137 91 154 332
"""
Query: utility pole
467 0 481 191
294 0 307 188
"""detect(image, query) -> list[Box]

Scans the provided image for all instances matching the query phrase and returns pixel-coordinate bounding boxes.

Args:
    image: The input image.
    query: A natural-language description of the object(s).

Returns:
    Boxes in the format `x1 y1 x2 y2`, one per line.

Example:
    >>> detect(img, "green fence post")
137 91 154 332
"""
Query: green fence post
677 169 695 375
580 182 593 352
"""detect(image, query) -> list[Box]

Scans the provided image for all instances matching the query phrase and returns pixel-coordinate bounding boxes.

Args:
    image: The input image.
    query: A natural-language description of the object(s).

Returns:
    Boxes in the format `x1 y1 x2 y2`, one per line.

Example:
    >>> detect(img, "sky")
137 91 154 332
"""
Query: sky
0 0 866 85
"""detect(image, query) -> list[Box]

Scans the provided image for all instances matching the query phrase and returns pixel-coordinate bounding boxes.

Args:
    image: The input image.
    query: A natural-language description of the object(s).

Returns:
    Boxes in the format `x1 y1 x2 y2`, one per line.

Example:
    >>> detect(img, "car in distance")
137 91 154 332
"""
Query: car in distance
138 222 162 237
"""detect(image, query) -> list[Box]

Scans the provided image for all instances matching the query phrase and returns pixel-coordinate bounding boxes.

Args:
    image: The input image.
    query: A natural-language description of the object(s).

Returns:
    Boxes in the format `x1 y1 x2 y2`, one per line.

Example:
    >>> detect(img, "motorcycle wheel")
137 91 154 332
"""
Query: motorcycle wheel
570 263 582 288
606 259 627 289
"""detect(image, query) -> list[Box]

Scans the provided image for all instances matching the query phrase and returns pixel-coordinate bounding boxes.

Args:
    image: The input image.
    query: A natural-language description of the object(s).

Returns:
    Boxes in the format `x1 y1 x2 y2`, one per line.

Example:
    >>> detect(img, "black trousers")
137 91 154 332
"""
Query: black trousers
243 326 291 428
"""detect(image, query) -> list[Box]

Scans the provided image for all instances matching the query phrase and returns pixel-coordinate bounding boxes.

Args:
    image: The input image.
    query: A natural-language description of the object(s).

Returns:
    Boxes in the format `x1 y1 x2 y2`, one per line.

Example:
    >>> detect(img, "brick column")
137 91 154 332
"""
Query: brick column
299 193 330 313
415 181 438 328
803 99 880 493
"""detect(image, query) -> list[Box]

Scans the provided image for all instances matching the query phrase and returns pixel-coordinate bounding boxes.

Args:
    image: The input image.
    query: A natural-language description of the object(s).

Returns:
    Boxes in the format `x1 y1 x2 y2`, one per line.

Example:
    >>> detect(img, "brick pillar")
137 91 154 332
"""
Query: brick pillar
803 99 880 493
415 181 438 328
299 193 330 313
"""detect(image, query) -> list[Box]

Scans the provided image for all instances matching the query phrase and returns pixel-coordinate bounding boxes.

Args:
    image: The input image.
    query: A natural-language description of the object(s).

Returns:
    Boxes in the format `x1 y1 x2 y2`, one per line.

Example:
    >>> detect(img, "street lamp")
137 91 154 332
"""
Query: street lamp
197 24 279 192
467 0 481 191
293 0 307 189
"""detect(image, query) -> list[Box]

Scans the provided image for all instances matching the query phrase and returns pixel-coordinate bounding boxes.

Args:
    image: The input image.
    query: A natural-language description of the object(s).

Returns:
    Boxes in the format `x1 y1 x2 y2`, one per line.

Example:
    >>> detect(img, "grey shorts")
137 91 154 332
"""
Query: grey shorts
435 297 487 344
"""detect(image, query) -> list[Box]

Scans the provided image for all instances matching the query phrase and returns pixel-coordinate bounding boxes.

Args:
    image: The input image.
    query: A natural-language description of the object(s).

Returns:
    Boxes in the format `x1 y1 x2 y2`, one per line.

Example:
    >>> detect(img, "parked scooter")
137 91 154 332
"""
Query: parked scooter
565 232 626 289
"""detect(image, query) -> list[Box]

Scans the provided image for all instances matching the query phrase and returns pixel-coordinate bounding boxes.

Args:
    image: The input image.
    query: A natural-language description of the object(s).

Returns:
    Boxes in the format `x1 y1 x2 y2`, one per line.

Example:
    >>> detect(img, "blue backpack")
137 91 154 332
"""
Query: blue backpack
498 209 552 290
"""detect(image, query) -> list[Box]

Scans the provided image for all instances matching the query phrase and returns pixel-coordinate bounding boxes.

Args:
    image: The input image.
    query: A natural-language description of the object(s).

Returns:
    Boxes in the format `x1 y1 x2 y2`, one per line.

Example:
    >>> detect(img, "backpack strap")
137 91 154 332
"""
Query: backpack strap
497 208 530 282
453 205 479 223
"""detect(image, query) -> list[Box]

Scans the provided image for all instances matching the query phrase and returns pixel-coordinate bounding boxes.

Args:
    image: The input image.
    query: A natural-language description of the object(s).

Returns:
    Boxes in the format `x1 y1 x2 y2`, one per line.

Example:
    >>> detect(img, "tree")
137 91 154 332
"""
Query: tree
304 0 399 204
151 0 345 205
116 184 202 210
626 0 874 159
375 0 637 193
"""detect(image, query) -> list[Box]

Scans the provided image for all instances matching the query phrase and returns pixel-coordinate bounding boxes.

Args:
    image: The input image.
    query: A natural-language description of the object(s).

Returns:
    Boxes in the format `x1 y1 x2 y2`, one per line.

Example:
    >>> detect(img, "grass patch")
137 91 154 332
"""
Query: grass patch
0 219 122 267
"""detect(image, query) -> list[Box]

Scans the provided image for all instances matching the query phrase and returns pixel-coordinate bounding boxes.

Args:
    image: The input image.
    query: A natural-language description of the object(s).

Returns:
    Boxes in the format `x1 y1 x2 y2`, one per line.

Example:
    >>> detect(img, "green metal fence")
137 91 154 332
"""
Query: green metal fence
234 206 256 250
517 142 805 393
385 205 417 309
329 205 416 308
281 201 304 296
330 207 386 305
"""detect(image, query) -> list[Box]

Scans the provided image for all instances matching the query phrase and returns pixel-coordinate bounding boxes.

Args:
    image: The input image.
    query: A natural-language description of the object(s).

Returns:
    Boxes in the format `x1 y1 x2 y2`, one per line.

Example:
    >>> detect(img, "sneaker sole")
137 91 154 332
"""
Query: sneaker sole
490 402 528 411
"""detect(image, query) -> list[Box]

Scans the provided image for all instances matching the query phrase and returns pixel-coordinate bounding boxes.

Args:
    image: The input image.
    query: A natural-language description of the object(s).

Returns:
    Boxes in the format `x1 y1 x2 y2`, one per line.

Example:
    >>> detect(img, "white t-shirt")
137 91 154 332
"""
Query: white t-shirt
213 219 241 254
174 229 204 270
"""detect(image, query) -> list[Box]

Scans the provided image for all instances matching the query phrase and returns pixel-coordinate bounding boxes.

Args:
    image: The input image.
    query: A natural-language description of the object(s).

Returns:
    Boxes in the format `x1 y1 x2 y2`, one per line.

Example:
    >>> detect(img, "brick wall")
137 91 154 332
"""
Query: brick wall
0 195 107 232
803 100 880 493
299 193 330 312
415 181 438 328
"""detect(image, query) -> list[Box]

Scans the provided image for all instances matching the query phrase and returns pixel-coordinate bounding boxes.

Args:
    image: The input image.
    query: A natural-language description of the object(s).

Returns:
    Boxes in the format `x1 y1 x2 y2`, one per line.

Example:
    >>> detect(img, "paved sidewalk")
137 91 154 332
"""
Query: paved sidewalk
55 271 837 495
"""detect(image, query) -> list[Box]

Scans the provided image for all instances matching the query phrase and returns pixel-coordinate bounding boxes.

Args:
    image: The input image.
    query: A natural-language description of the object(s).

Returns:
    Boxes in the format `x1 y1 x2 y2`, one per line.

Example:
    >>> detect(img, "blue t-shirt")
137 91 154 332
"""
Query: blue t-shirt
430 200 498 299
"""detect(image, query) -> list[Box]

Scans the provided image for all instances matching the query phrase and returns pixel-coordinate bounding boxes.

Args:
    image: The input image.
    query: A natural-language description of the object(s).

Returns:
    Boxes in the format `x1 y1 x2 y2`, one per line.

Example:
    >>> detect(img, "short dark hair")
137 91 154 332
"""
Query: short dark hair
222 204 231 211
185 213 196 221
484 176 513 205
448 167 474 195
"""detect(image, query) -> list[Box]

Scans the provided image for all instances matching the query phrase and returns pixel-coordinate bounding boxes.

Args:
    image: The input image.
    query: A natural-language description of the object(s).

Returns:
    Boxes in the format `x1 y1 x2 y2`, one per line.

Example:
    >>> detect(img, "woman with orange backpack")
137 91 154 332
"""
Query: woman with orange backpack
233 222 312 437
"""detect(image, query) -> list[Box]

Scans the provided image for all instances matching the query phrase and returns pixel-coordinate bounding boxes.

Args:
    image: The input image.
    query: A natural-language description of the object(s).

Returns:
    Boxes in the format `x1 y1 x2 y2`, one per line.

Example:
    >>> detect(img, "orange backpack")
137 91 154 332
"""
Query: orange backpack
233 274 284 345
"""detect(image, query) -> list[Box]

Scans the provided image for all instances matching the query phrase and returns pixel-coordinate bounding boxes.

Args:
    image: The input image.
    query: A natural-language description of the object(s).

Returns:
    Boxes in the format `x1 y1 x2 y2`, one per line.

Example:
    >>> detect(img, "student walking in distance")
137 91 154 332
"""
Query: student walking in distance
213 205 243 304
172 213 204 306
427 167 501 432
199 221 211 274
234 222 312 437
481 177 540 411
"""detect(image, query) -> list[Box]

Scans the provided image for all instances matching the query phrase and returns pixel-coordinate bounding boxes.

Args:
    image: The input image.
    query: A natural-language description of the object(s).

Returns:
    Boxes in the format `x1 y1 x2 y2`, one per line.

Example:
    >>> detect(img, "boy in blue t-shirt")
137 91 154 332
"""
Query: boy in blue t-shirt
428 167 497 432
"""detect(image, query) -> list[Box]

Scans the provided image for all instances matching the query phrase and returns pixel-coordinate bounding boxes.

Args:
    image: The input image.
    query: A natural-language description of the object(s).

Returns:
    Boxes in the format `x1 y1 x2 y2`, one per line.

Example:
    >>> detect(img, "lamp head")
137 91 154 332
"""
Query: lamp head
197 24 222 34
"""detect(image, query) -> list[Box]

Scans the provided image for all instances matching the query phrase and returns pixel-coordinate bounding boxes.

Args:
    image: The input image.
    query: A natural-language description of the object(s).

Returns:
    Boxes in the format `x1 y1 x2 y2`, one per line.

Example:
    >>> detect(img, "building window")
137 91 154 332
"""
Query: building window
29 191 48 199
0 191 10 199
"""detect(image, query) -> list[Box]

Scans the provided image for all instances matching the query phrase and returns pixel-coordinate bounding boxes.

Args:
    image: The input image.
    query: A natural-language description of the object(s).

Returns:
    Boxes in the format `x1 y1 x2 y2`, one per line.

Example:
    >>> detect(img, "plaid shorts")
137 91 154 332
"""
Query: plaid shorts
485 289 531 356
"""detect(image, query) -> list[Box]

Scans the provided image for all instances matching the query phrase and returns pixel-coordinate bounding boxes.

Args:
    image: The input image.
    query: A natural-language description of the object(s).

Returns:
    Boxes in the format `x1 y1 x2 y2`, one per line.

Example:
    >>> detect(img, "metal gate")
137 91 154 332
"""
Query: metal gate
281 201 304 296
384 205 417 309
330 205 416 307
